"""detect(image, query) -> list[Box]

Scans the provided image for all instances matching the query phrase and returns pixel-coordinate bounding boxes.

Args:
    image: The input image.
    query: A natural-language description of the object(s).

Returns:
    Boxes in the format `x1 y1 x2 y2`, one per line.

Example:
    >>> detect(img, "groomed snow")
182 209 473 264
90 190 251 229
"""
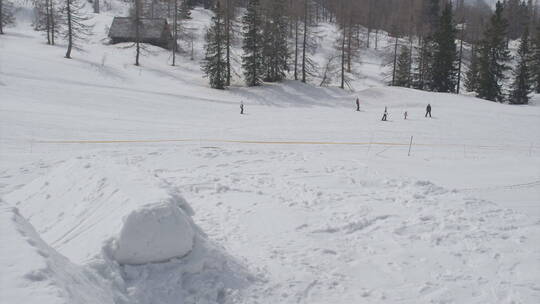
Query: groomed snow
1 2 540 304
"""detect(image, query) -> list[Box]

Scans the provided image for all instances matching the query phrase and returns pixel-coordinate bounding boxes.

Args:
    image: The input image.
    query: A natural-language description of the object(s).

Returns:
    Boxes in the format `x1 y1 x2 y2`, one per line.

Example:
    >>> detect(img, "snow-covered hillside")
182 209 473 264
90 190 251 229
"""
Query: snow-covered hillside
1 2 540 304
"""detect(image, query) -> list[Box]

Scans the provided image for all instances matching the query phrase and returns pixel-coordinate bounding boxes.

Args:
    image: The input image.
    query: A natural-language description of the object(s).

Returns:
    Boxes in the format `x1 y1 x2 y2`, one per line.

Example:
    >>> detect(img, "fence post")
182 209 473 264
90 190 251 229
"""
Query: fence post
408 136 413 156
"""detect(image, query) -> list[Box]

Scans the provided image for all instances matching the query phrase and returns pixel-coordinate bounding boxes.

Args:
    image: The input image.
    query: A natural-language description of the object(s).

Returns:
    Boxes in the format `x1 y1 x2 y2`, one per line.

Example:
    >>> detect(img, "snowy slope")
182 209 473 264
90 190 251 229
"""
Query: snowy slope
1 2 540 304
4 157 197 264
0 204 122 304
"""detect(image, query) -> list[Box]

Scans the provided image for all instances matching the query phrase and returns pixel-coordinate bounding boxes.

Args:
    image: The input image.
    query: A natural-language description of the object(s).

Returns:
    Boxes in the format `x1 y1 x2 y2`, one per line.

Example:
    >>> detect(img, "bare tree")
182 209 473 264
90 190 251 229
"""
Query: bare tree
34 0 62 44
63 0 92 59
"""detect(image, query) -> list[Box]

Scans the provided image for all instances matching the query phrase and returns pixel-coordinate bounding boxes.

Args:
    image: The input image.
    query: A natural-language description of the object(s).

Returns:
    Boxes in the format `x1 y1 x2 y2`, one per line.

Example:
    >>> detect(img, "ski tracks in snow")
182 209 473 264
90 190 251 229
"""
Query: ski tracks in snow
3 146 539 303
133 146 540 304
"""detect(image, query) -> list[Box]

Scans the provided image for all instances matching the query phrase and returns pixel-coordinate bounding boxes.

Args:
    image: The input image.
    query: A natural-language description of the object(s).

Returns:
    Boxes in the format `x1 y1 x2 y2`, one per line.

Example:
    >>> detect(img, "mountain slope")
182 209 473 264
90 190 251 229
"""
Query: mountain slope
1 2 540 304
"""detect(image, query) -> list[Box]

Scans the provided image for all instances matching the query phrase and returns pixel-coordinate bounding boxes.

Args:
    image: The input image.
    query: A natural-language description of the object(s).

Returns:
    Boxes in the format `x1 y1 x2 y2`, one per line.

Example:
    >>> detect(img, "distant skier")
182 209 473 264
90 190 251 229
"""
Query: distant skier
404 111 408 120
240 102 244 115
381 106 388 121
425 104 432 118
356 98 360 111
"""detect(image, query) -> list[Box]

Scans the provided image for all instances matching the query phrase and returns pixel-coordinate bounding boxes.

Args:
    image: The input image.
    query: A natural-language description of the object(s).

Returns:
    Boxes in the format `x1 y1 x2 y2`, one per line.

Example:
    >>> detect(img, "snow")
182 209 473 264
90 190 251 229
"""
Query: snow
112 199 195 264
1 2 540 304
0 204 121 304
4 157 197 265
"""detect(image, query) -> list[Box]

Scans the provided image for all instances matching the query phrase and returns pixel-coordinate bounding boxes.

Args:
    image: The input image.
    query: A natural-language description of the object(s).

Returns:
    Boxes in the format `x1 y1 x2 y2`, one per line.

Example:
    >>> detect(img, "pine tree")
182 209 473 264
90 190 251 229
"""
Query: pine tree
509 27 532 104
423 0 441 32
532 25 540 93
222 0 236 87
465 45 480 92
431 3 458 92
504 0 529 40
413 0 440 90
395 45 412 87
202 2 227 89
476 1 511 102
0 0 15 34
63 0 92 59
413 37 435 90
261 0 289 82
241 0 263 86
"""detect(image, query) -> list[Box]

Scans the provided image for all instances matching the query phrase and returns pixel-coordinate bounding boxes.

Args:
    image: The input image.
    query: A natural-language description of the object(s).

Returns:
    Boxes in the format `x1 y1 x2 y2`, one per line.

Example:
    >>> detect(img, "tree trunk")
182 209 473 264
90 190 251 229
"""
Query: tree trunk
408 40 413 87
172 0 177 66
225 0 231 86
375 29 379 50
1 0 4 34
366 28 370 48
190 37 194 60
46 0 51 44
456 28 464 94
294 17 299 80
65 0 73 58
391 36 398 86
50 0 56 45
217 11 223 89
94 0 99 13
418 38 425 89
366 0 371 49
346 17 352 73
341 28 345 89
301 0 307 83
135 0 140 66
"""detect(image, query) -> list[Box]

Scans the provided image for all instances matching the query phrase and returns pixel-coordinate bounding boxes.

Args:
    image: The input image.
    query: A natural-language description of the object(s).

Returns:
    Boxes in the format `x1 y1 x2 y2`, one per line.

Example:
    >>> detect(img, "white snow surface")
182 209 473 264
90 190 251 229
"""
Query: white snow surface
112 197 195 265
0 204 122 304
4 157 196 265
1 2 540 304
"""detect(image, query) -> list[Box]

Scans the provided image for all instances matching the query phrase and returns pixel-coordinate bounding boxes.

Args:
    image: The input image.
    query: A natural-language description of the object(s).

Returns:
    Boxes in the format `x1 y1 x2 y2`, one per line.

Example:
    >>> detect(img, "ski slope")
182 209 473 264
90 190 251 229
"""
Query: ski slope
1 3 540 304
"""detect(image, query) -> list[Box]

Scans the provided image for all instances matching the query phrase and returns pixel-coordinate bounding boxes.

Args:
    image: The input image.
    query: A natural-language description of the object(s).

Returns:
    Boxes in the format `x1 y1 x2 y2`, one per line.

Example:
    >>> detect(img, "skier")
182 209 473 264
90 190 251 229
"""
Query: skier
425 104 432 118
404 111 408 120
240 102 244 115
381 106 388 121
356 98 360 111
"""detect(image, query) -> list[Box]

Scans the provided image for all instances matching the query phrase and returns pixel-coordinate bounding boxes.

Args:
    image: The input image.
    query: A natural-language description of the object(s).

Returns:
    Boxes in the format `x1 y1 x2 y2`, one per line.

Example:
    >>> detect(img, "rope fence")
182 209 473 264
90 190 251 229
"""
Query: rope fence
33 138 535 149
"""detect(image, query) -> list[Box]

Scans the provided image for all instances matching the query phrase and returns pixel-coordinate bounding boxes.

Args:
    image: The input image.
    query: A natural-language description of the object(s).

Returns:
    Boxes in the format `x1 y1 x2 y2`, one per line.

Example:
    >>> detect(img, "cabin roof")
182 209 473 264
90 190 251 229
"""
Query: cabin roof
109 17 170 40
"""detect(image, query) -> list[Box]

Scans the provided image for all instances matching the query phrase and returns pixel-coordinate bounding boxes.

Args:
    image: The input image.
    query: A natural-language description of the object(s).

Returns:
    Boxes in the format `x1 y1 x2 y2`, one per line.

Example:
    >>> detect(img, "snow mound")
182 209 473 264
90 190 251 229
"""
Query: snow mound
0 203 119 304
4 156 197 265
112 201 194 264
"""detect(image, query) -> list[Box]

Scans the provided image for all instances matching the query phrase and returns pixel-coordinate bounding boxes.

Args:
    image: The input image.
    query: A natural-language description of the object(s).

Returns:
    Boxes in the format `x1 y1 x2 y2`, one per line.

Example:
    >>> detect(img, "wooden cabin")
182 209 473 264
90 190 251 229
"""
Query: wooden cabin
108 17 173 49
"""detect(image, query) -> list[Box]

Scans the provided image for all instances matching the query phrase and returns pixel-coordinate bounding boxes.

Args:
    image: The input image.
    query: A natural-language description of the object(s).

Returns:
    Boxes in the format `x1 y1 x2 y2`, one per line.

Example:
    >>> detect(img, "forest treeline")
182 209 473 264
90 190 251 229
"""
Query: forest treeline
1 0 539 103
201 0 539 104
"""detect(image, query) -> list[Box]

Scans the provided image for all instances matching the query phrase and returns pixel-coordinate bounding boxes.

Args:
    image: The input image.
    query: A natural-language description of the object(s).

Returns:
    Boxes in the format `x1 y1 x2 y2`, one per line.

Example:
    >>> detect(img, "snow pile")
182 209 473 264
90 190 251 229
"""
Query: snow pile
2 157 257 303
4 156 196 265
0 203 121 304
112 201 194 264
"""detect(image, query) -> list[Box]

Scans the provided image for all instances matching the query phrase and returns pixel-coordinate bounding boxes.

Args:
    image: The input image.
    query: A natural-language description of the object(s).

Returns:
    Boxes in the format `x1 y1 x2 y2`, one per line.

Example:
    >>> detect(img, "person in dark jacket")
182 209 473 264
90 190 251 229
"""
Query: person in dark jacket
382 106 388 121
425 104 432 118
356 98 360 111
240 102 244 115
